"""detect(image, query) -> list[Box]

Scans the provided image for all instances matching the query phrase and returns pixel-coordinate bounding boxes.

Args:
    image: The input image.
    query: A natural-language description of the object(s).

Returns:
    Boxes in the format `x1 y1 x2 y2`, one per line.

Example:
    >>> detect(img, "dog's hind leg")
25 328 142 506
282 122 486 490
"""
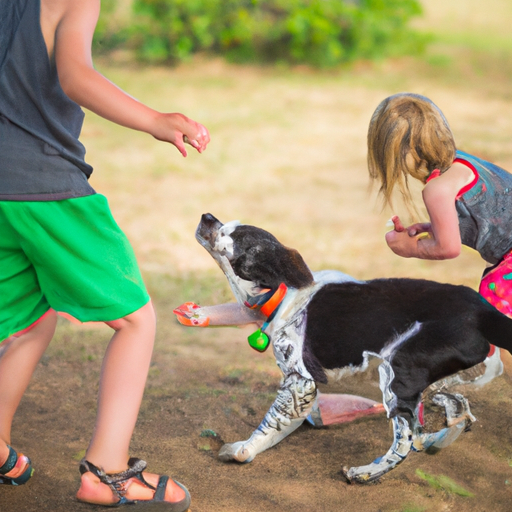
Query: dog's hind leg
218 373 316 463
342 360 413 483
411 392 475 453
342 415 413 483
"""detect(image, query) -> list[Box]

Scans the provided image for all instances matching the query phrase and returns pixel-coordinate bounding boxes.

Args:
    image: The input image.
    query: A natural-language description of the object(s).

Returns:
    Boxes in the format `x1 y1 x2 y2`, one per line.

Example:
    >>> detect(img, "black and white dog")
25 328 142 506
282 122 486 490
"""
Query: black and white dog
174 213 511 483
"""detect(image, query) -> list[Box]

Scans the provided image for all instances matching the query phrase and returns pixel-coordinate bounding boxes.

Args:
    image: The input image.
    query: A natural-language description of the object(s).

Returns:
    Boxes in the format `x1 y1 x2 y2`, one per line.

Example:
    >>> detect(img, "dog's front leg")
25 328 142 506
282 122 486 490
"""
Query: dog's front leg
174 302 264 327
218 373 316 463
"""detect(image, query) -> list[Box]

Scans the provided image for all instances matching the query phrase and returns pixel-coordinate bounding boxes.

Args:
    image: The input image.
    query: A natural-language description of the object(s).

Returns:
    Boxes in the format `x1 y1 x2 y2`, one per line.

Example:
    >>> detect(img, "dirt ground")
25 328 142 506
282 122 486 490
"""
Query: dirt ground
3 0 512 511
3 311 512 512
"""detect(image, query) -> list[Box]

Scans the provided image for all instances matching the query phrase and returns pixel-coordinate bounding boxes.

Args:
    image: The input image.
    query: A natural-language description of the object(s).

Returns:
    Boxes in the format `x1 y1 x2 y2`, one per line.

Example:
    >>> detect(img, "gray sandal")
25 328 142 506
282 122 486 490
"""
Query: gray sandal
79 458 190 511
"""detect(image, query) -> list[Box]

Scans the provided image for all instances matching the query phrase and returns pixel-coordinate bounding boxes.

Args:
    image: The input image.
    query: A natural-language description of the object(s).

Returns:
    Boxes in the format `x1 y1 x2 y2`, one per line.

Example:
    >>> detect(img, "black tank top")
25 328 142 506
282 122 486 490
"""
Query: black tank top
0 0 95 200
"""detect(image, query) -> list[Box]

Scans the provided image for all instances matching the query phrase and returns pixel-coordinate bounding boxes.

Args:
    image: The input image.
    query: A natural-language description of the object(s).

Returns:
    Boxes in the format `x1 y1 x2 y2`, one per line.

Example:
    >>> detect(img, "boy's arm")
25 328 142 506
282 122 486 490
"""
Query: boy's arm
53 0 209 156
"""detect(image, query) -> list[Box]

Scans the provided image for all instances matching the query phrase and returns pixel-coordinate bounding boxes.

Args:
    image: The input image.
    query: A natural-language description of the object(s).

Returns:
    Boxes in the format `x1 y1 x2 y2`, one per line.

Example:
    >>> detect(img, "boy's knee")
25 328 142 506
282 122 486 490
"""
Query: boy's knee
105 301 156 331
10 309 57 339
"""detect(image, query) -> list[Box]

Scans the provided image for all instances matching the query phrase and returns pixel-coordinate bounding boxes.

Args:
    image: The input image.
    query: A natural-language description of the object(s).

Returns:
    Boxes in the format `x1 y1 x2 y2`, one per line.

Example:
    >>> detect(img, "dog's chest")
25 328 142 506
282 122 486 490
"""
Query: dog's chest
266 288 313 379
266 270 359 380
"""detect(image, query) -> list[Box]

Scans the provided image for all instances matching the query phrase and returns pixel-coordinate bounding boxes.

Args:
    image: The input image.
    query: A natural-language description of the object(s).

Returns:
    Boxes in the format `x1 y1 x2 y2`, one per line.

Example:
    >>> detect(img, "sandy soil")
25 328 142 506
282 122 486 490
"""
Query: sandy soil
2 0 512 511
3 314 512 512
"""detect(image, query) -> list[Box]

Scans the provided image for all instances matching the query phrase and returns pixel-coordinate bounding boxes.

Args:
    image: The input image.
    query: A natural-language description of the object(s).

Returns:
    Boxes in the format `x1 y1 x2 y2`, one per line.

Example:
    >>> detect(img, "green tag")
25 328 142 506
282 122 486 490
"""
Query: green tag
248 329 270 352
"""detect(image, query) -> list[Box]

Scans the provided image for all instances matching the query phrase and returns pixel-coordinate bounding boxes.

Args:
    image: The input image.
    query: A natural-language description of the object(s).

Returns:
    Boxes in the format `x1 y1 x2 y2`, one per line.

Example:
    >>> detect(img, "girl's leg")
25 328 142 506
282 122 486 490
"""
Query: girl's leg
78 301 186 504
479 260 512 379
0 310 57 468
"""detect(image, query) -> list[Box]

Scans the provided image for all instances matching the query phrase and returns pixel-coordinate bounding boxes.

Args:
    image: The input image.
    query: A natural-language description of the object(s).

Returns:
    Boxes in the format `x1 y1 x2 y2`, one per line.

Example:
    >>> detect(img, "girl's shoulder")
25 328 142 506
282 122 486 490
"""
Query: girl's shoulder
423 161 476 200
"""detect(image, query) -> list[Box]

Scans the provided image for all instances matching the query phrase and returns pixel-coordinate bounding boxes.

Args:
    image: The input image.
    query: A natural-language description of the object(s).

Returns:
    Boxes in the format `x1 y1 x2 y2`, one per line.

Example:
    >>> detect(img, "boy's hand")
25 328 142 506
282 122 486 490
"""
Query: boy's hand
152 113 210 157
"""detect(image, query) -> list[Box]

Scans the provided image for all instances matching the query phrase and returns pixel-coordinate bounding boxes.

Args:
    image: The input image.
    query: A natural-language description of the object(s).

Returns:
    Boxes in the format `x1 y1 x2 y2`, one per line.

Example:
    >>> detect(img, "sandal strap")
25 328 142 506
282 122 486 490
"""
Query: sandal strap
0 446 17 475
80 458 152 502
0 445 34 486
154 474 170 502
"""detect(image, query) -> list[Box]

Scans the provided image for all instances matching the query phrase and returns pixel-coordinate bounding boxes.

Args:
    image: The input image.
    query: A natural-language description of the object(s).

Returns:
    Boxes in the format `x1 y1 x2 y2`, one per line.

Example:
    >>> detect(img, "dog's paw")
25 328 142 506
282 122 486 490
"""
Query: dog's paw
218 442 255 463
173 302 210 327
341 465 382 485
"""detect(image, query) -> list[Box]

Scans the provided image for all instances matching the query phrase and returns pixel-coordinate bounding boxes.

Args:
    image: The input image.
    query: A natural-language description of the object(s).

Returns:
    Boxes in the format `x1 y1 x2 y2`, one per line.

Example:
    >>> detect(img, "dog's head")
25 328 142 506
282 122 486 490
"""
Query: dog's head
196 213 314 304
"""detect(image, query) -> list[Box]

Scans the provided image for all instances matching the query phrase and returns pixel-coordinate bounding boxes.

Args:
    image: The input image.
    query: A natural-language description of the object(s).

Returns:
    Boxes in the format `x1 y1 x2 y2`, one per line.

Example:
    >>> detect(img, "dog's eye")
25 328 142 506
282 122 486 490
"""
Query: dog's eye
214 235 234 257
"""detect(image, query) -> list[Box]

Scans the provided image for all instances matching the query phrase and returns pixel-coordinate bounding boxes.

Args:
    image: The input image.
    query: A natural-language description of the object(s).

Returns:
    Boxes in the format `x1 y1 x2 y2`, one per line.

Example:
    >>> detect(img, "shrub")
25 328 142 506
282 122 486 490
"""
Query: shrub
93 0 131 53
100 0 425 67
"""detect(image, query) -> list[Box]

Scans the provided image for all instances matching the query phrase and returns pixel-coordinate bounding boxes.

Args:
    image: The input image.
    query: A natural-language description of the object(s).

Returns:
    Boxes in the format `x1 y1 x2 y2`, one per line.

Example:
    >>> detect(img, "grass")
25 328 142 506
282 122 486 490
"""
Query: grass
415 469 475 497
46 0 512 410
80 0 512 294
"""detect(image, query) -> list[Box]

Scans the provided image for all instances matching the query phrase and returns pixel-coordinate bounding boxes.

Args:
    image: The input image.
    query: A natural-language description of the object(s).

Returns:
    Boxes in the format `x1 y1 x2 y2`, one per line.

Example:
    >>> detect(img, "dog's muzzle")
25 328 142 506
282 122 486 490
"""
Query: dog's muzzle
196 213 224 247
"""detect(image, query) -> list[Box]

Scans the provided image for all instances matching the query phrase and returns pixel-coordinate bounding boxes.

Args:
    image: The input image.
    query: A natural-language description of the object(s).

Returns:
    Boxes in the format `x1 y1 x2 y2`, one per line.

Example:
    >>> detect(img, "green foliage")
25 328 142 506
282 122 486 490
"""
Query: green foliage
109 0 426 67
93 0 130 52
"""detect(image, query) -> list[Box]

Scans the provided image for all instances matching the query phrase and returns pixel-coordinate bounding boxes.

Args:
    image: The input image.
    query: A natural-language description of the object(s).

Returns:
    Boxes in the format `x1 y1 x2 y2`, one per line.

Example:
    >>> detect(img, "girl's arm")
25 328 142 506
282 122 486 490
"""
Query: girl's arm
385 162 473 259
53 0 209 156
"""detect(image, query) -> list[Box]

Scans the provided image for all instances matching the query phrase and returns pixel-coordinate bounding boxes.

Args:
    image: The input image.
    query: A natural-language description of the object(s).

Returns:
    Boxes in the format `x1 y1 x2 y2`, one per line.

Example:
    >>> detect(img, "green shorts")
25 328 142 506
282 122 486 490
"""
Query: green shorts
0 194 150 342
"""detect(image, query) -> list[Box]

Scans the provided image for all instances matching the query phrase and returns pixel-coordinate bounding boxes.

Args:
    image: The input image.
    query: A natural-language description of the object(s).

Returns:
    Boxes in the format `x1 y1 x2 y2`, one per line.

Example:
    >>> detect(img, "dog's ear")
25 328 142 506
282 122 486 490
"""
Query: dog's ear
278 246 314 289
230 226 314 290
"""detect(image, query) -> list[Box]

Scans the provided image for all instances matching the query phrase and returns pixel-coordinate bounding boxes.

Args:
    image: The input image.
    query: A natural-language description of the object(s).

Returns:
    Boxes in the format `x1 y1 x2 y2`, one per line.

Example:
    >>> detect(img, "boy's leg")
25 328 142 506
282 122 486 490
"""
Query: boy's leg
0 310 57 468
77 301 186 505
85 301 156 471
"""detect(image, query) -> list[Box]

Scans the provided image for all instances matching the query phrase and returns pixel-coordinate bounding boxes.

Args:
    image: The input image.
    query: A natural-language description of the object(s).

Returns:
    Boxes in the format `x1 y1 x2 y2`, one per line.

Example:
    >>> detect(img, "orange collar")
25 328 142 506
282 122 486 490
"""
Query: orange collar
247 283 288 353
260 283 287 318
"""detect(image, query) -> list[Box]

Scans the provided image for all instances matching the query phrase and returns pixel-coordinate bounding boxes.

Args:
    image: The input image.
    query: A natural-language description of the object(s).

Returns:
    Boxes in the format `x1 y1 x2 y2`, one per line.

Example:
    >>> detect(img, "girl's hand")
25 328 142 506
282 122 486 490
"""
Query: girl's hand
385 216 432 257
407 222 432 237
385 223 421 258
388 215 406 232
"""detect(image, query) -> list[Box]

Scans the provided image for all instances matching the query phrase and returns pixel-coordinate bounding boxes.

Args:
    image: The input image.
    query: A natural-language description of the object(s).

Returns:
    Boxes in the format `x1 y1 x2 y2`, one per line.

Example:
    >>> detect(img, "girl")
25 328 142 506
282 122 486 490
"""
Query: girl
367 92 512 377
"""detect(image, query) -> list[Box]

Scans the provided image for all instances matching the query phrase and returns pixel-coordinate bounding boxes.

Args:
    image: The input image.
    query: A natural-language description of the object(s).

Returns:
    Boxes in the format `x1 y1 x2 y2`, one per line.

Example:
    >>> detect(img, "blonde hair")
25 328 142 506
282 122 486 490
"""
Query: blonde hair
367 93 456 218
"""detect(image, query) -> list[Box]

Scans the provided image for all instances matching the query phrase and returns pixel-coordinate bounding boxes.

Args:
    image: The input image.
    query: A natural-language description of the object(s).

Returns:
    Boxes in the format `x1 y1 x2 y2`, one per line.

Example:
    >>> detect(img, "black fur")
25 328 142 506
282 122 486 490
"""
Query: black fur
303 279 512 415
200 213 512 419
225 224 512 418
230 226 314 290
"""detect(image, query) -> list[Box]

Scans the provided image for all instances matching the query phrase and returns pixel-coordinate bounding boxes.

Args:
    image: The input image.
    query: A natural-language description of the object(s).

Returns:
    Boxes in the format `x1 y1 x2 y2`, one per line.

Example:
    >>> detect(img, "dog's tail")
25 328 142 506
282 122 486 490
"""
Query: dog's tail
480 302 512 354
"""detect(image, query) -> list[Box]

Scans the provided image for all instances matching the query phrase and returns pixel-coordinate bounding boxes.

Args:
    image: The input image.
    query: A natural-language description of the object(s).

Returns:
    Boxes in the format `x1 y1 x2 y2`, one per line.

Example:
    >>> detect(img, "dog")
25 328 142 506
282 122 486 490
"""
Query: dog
174 213 512 483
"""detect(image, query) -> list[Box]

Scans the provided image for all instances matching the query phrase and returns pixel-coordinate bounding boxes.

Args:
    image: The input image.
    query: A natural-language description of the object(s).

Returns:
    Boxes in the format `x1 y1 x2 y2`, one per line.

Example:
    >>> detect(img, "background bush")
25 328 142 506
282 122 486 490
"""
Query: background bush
94 0 426 67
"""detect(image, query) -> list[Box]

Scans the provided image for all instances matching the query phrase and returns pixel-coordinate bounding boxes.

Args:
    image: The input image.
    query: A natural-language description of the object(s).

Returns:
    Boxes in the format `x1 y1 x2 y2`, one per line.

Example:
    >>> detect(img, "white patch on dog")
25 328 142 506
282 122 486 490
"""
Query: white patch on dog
324 353 374 382
212 222 240 258
213 235 235 258
380 322 422 361
219 220 240 237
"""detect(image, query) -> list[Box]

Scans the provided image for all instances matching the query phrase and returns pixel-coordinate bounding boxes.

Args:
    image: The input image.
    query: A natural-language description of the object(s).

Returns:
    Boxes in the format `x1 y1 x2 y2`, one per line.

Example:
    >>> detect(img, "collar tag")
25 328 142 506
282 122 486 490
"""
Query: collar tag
248 329 270 352
247 283 287 353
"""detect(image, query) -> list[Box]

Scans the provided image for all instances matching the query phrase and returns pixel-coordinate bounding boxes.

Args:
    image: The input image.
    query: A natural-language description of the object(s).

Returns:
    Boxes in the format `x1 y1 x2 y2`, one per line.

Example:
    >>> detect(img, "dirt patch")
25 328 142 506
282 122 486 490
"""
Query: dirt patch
3 312 512 512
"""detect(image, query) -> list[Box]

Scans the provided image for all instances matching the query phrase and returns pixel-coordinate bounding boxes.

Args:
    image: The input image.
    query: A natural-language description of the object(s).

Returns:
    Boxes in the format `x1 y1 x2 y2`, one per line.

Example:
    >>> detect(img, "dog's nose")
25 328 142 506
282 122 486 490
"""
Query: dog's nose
197 213 224 242
201 213 220 226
